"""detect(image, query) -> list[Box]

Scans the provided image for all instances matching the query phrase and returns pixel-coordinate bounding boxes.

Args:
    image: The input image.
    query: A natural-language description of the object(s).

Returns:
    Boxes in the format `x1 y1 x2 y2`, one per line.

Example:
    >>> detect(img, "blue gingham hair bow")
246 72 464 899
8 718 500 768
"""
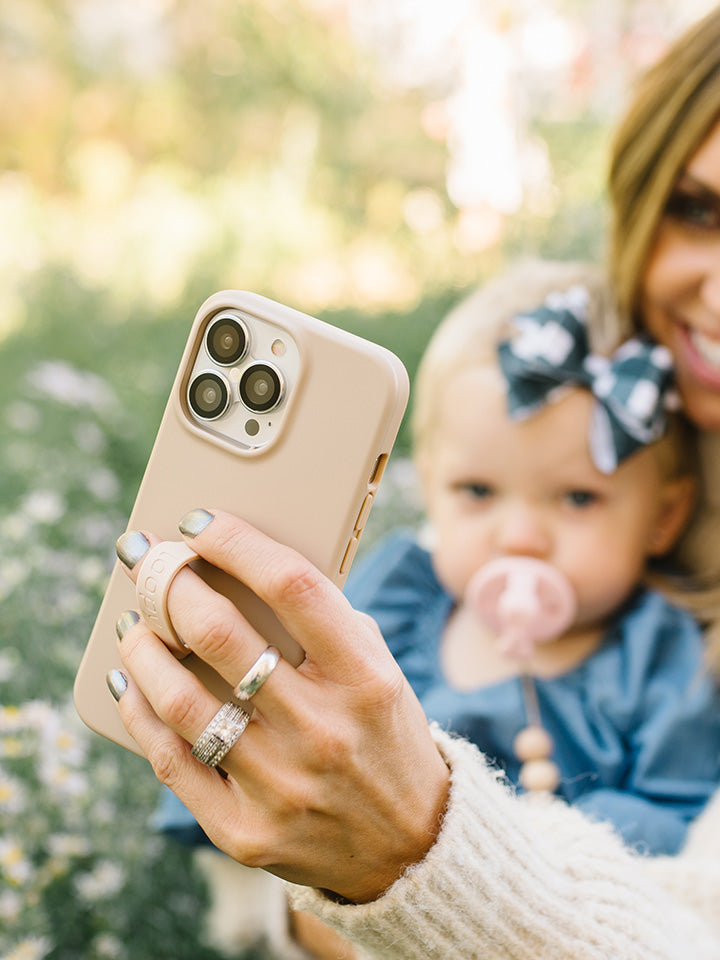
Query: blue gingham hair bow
497 286 679 474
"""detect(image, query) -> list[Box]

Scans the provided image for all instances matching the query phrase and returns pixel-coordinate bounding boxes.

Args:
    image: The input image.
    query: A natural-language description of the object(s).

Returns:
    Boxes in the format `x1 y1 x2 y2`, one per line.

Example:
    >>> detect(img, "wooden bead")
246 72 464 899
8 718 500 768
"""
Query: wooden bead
519 759 561 793
513 725 554 762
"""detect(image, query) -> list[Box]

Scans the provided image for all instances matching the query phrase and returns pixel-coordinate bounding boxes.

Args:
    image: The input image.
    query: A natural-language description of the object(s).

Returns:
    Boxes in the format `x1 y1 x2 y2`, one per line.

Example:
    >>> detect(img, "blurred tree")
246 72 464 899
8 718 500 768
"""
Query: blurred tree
0 4 717 956
0 0 713 344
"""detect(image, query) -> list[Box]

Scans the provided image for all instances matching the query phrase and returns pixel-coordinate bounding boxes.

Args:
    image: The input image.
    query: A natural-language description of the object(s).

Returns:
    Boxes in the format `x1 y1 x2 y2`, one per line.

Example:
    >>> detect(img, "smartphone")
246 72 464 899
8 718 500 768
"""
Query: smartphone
74 290 409 754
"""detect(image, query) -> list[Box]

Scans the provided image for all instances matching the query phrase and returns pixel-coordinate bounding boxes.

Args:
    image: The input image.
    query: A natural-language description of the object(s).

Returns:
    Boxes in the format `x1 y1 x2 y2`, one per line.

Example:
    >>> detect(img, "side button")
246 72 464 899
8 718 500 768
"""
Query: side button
340 536 360 575
355 493 374 533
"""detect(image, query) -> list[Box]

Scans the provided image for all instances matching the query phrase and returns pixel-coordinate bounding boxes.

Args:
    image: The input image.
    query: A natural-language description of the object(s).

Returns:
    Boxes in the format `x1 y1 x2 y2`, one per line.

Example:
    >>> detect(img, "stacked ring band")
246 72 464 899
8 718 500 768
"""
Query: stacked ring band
232 645 281 701
191 701 250 768
190 646 281 767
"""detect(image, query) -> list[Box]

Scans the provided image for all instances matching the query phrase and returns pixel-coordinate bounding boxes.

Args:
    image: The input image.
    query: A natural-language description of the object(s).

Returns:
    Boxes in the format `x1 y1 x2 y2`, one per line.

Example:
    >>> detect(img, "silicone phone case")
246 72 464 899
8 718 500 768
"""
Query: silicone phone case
74 290 409 754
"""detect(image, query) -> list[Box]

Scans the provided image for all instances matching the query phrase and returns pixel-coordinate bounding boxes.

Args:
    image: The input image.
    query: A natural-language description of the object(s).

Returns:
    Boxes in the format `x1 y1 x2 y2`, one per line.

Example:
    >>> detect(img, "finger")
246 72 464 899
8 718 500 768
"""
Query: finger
117 530 298 710
155 561 287 698
115 529 161 577
113 619 300 845
116 611 299 772
111 664 339 882
177 508 390 682
108 665 250 849
117 613 223 742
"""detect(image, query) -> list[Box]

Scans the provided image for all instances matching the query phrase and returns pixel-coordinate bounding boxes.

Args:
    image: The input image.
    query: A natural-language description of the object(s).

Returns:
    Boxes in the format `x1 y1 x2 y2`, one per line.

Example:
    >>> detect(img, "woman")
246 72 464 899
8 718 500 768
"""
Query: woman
608 8 720 671
106 7 720 958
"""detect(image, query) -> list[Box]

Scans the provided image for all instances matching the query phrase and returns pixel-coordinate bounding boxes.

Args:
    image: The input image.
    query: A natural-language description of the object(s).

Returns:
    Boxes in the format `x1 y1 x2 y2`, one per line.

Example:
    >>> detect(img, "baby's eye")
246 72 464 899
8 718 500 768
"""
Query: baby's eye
665 190 720 231
458 482 493 500
563 489 598 508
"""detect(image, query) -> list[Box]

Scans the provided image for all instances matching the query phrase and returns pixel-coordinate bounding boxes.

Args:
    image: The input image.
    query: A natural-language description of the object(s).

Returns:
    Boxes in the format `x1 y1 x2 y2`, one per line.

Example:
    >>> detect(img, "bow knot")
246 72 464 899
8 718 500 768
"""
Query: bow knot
497 286 678 473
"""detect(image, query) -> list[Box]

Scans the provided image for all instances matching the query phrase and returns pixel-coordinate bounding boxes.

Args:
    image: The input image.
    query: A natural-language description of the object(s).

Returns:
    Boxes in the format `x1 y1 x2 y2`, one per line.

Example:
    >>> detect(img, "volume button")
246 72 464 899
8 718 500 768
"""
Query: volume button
340 536 360 575
355 493 374 532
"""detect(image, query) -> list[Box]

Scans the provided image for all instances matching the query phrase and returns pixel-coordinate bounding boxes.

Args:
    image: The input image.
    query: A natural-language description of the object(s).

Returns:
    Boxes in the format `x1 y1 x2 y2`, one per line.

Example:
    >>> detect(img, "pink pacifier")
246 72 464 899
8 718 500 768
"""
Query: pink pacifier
465 556 577 794
465 556 577 661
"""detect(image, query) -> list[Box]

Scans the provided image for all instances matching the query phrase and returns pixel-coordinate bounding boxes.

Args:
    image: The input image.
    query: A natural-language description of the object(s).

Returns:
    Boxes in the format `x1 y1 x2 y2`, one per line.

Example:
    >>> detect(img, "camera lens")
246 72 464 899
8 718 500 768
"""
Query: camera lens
206 314 247 365
239 363 284 413
188 372 231 420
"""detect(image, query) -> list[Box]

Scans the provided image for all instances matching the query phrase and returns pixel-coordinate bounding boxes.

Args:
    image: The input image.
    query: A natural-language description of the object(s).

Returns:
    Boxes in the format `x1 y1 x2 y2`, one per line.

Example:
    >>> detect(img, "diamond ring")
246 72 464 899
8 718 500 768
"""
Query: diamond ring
191 701 251 768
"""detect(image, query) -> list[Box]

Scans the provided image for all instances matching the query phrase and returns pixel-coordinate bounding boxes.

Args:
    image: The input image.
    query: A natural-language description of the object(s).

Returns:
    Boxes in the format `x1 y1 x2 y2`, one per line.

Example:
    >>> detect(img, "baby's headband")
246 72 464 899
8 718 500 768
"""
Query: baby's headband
497 285 680 474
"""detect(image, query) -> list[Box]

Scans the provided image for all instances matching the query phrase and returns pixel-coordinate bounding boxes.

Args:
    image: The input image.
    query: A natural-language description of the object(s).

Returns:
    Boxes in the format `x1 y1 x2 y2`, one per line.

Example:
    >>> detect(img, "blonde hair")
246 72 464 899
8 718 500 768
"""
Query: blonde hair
412 259 616 461
412 258 699 608
608 5 720 332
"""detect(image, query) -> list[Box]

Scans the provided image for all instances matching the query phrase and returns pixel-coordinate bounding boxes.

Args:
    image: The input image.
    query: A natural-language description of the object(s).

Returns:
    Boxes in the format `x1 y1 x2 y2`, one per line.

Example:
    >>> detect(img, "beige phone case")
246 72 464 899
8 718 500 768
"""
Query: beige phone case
74 290 409 754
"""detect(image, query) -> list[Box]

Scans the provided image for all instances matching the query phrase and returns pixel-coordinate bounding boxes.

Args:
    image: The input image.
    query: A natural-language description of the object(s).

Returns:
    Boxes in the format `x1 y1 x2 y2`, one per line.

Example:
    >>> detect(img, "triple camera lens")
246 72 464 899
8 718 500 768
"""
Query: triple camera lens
188 313 285 421
239 363 283 412
188 372 230 421
206 314 247 365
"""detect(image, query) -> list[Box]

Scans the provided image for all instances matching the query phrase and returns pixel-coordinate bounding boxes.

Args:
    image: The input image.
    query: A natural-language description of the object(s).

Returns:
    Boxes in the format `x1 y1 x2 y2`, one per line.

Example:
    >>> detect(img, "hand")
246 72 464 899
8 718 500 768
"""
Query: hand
110 508 450 903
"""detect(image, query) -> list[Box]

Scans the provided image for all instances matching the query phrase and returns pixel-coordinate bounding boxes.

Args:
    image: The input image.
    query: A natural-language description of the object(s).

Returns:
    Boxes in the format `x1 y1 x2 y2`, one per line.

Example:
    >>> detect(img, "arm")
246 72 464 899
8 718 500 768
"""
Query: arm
112 509 449 904
291 728 720 960
110 511 720 960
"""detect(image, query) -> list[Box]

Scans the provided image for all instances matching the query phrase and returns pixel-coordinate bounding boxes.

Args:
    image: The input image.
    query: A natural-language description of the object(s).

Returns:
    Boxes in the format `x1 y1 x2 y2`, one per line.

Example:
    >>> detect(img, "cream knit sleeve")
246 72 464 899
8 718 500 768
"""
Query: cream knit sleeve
642 789 720 938
286 727 720 960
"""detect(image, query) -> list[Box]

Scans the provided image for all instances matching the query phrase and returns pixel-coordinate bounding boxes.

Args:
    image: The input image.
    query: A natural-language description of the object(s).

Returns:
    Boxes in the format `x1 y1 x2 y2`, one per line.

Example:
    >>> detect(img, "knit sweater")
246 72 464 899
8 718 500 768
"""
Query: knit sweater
287 725 720 959
286 436 720 957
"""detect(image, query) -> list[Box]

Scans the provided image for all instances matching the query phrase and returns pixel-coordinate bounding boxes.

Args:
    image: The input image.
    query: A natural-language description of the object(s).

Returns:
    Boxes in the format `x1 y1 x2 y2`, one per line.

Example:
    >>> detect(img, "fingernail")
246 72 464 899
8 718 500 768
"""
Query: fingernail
116 530 151 569
179 508 215 538
116 610 140 641
106 669 128 702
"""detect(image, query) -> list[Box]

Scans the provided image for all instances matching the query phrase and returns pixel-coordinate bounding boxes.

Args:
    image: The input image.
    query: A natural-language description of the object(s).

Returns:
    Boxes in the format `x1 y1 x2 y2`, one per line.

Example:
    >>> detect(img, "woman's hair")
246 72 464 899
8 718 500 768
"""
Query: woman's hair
608 5 720 332
609 8 720 671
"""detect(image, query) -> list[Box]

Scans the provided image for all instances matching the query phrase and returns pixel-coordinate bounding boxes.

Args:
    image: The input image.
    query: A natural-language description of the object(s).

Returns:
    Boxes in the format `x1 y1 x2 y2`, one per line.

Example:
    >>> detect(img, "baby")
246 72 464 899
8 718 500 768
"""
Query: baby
346 260 720 855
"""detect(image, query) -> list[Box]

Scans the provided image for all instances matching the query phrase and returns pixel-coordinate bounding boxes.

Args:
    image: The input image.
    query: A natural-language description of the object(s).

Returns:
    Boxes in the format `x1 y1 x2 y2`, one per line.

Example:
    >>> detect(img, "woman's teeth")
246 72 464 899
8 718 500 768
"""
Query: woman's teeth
691 329 720 368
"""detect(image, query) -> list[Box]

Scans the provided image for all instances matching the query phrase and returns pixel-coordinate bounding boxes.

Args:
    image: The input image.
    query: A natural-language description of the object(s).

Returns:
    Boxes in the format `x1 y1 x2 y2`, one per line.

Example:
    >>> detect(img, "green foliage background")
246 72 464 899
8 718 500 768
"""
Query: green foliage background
0 1 713 957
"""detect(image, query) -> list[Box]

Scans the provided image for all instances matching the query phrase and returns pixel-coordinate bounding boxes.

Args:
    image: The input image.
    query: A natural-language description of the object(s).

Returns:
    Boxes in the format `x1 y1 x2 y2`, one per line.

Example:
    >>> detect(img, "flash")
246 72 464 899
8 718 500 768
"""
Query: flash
271 339 286 357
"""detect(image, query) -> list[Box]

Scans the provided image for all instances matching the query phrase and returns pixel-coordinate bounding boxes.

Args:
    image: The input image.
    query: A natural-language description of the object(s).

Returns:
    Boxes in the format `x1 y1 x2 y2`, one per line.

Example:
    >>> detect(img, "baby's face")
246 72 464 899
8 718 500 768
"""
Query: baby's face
418 367 675 631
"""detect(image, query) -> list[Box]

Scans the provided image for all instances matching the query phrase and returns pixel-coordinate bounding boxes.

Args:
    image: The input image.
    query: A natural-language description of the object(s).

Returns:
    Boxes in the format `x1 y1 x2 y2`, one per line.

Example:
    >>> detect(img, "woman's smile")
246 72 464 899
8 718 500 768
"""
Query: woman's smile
683 323 720 386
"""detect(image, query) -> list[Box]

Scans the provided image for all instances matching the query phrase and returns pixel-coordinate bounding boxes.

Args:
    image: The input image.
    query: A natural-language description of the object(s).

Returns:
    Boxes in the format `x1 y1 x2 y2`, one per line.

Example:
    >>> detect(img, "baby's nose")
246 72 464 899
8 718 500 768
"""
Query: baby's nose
495 504 551 558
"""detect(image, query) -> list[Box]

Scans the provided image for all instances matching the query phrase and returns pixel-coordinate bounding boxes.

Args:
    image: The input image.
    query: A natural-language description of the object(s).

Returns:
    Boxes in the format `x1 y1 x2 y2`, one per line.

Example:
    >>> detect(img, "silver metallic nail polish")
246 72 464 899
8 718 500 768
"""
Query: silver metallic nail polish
179 508 215 538
106 669 128 701
116 610 140 640
116 530 151 569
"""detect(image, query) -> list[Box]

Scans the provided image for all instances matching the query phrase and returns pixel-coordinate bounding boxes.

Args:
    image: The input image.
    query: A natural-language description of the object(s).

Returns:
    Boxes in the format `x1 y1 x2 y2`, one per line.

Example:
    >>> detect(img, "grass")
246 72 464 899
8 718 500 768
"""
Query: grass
0 266 429 959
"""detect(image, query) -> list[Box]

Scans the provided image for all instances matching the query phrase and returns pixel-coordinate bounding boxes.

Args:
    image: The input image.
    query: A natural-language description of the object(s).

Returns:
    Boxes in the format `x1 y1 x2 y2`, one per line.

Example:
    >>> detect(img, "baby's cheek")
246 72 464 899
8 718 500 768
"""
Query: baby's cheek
572 571 638 627
430 544 473 602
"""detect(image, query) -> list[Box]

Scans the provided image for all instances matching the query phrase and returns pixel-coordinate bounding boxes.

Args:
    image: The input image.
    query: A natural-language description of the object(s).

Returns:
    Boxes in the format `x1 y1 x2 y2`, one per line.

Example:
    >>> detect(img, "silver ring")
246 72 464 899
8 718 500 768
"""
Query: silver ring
232 645 281 701
191 701 251 768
